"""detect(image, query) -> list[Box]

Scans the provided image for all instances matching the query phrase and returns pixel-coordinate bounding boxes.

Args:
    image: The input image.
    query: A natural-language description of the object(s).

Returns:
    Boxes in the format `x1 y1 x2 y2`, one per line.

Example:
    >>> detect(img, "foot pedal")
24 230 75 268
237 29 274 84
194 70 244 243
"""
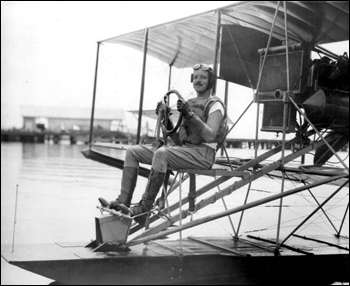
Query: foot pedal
94 213 132 247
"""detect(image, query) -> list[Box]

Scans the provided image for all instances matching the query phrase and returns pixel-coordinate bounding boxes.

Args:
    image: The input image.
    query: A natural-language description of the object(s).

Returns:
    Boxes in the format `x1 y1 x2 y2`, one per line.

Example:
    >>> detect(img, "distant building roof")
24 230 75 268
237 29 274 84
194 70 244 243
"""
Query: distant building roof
20 105 124 120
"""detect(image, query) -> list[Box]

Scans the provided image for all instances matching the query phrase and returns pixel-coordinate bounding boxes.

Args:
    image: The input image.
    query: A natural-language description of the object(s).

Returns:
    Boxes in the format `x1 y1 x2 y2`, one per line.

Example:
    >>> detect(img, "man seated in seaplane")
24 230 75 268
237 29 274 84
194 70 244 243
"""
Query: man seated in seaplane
99 63 228 225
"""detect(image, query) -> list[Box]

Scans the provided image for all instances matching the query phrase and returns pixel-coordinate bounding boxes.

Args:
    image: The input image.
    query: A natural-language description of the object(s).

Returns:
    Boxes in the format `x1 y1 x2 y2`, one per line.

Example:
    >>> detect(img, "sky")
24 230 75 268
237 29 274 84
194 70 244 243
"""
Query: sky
1 1 349 139
1 1 235 130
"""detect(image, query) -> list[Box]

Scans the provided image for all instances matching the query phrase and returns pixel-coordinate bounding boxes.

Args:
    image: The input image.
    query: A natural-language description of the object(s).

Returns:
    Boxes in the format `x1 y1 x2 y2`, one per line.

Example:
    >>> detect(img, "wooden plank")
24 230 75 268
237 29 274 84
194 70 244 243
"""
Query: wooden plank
247 235 314 255
292 234 349 251
233 237 275 253
1 243 81 262
155 238 224 256
151 241 184 255
188 236 250 257
173 168 250 177
91 142 130 150
185 236 279 256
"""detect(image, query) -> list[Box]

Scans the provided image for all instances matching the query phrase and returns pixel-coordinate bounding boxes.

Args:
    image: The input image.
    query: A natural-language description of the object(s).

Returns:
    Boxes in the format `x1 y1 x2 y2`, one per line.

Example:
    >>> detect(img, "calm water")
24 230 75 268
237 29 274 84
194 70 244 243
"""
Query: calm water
1 142 349 285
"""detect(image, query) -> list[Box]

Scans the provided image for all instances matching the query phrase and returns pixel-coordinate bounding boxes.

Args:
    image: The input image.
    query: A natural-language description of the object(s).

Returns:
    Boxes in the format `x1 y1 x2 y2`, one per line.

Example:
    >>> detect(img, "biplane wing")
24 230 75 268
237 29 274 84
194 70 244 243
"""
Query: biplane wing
101 1 349 88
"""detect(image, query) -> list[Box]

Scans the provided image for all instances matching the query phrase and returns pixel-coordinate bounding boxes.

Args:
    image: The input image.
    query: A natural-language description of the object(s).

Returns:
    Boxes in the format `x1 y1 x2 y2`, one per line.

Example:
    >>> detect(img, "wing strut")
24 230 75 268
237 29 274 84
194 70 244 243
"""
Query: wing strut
88 42 101 147
136 28 149 144
276 179 349 251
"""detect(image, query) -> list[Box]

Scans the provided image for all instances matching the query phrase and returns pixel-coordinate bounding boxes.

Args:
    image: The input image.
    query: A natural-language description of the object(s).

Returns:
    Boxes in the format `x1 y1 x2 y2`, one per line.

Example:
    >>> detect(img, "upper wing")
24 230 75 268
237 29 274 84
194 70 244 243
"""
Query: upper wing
100 1 349 88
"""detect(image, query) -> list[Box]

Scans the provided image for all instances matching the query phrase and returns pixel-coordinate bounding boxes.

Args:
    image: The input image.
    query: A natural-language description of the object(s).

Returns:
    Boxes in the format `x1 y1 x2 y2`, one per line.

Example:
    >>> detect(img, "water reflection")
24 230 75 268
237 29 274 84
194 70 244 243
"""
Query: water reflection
1 142 129 244
22 142 87 159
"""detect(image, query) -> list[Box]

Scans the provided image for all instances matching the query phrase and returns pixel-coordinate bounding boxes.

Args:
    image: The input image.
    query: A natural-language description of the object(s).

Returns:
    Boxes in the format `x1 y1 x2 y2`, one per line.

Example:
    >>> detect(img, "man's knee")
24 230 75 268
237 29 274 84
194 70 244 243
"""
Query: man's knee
125 148 136 161
154 147 168 160
125 146 141 168
152 147 168 172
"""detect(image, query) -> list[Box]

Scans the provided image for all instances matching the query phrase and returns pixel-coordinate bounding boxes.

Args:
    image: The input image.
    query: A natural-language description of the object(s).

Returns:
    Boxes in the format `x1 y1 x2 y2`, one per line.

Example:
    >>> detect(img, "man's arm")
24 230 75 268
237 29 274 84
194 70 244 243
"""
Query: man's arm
200 110 223 142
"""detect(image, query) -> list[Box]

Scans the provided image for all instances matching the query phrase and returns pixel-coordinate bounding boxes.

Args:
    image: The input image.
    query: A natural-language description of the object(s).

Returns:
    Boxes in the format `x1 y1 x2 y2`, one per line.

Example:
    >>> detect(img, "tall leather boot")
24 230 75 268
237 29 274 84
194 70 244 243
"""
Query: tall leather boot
119 169 166 224
98 167 138 211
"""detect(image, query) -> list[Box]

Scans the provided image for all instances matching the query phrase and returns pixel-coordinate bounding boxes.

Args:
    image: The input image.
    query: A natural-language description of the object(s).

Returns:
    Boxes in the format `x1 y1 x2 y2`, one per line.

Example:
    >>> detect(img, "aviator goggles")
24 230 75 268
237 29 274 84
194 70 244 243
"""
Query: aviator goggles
193 63 213 72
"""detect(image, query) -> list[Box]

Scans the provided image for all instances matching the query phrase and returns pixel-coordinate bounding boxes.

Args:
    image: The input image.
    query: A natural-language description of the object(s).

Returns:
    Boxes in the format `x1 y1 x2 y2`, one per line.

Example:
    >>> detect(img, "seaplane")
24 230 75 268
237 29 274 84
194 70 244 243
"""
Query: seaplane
2 1 349 285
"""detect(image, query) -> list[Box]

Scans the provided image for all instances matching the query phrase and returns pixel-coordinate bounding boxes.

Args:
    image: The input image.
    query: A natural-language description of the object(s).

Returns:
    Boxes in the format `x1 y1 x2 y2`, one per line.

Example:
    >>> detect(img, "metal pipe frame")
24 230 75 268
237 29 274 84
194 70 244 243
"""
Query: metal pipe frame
276 179 349 251
88 42 101 146
136 28 149 144
127 174 348 246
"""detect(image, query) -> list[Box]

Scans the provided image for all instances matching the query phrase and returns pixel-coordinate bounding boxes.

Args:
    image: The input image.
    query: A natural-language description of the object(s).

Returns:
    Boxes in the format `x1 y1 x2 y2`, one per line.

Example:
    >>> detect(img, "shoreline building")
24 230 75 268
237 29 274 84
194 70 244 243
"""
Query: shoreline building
20 105 126 133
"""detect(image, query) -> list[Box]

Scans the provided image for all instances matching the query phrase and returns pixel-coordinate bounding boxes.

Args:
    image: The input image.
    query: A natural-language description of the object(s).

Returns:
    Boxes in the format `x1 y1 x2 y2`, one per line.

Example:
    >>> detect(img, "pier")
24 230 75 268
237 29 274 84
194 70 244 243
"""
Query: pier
225 138 287 150
1 129 130 145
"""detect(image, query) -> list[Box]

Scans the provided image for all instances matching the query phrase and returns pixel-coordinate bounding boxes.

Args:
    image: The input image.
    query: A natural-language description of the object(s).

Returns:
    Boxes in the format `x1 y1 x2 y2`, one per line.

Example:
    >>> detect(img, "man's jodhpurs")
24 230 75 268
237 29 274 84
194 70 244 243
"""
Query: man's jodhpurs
124 143 216 173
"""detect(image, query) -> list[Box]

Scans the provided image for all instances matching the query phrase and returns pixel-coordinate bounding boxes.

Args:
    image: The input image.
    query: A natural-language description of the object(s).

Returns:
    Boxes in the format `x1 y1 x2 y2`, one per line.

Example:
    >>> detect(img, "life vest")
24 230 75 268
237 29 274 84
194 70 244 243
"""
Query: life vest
179 95 228 147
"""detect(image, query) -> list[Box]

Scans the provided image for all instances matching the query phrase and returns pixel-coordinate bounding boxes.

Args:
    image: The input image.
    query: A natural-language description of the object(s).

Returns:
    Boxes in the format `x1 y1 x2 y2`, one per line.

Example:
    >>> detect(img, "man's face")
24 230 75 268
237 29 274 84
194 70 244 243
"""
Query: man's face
192 69 209 93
